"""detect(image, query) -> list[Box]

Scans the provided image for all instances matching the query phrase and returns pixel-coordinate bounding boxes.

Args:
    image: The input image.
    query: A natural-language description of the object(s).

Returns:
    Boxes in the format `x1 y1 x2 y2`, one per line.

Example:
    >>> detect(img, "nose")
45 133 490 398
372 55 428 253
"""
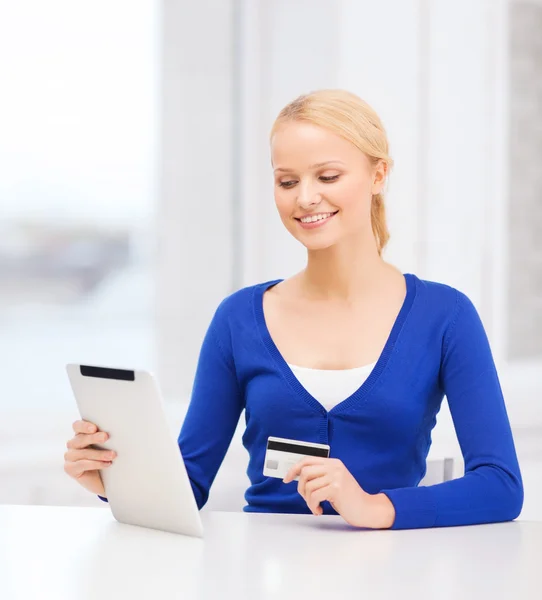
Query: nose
296 180 322 210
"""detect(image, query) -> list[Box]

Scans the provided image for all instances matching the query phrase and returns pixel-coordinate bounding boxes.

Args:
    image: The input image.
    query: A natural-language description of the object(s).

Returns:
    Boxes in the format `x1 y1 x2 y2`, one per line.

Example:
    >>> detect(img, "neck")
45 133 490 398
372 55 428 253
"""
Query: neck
301 233 392 301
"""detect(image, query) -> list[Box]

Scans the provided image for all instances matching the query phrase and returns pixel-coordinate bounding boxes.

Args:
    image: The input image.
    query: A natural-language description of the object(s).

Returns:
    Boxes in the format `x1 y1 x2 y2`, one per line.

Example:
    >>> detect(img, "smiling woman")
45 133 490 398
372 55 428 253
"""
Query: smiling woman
66 88 523 531
271 90 393 255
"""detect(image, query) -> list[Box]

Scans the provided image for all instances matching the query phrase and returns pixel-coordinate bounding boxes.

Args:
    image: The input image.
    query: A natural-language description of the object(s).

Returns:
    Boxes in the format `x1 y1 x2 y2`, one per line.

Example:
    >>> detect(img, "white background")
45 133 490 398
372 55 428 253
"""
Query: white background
0 0 540 507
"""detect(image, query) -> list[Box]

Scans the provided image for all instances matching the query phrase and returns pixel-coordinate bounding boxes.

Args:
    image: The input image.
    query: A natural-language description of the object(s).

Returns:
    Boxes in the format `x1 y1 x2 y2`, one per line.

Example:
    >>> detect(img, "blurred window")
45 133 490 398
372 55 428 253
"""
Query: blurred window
0 1 158 412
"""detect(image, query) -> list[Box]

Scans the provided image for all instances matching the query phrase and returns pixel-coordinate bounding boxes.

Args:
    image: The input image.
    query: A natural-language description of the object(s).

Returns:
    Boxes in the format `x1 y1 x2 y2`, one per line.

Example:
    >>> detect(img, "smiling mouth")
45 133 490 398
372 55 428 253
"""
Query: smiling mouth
295 210 339 224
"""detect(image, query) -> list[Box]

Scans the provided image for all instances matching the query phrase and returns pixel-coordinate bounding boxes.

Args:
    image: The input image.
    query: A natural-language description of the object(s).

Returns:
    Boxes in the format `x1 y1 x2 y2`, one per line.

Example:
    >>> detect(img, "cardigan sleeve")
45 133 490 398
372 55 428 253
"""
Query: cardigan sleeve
177 300 244 509
98 300 243 508
381 290 523 529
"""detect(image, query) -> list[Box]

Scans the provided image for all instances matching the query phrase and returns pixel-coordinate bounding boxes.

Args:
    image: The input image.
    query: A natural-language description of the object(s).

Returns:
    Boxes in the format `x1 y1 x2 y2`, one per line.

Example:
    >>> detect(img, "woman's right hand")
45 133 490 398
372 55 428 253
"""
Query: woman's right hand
64 420 116 497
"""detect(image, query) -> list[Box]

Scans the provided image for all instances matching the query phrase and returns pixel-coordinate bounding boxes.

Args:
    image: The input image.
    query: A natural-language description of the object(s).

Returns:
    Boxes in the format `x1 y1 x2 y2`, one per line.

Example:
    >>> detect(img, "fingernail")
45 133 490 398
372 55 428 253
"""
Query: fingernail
87 426 95 433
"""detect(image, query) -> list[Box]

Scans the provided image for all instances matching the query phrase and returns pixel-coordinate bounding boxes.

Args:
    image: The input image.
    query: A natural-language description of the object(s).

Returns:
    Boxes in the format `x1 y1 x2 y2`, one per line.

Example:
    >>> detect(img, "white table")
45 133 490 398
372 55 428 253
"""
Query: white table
1 505 541 600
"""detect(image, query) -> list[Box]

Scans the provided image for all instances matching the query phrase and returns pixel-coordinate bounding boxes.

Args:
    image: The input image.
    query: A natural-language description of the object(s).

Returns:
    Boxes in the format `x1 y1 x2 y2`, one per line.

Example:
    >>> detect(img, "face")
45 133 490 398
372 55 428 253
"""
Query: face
271 121 387 251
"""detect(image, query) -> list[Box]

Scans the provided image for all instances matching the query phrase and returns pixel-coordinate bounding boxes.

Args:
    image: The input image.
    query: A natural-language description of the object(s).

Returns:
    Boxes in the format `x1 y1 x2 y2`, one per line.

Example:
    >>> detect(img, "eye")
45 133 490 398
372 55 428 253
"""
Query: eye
320 175 340 183
278 180 297 188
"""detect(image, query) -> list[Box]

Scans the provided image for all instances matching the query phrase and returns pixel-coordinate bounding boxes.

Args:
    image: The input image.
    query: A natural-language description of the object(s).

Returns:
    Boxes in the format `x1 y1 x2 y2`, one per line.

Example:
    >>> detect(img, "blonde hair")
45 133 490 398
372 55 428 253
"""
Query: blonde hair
270 89 393 255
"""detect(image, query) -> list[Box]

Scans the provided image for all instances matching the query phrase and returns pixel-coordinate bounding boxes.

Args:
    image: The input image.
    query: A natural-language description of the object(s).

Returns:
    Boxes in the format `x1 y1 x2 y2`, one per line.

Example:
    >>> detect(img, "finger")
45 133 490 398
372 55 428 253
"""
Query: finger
73 420 98 435
283 457 327 483
64 448 116 463
305 474 331 497
64 459 112 478
303 476 330 514
307 484 332 516
297 465 329 498
66 430 109 450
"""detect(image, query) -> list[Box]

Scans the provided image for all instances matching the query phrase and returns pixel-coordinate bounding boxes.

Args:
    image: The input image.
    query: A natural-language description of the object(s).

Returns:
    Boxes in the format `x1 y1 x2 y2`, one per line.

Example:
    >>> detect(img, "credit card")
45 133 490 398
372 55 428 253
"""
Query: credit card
263 436 330 481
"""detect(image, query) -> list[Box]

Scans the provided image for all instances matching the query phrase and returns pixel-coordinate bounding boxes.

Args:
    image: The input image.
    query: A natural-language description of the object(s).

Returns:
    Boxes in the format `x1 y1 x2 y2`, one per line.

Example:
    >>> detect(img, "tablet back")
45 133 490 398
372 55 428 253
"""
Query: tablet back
66 363 203 538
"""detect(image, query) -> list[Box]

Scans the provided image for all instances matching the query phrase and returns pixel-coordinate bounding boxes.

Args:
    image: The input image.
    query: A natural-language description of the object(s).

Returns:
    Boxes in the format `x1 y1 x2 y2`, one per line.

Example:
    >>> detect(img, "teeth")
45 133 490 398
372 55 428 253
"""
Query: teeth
300 212 334 223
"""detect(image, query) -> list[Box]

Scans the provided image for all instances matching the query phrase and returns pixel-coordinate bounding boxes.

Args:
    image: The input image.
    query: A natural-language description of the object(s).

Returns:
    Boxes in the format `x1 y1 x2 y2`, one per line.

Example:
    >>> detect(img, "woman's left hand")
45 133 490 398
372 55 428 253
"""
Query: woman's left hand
283 457 395 529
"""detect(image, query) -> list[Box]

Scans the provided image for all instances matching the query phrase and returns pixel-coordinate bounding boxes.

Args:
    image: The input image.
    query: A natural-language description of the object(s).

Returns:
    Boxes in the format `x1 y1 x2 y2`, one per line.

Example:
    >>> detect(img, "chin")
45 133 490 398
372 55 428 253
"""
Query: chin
295 234 337 252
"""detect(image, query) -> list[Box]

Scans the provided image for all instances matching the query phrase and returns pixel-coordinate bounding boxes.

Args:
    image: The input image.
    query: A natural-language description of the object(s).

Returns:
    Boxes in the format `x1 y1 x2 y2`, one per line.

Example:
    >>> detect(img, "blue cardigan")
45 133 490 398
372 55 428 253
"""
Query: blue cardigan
178 274 523 529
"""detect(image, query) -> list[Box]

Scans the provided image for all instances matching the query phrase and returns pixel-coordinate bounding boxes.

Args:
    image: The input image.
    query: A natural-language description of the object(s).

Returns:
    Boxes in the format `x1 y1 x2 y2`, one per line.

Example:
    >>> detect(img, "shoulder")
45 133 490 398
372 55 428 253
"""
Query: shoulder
410 273 474 316
211 279 282 324
409 274 483 342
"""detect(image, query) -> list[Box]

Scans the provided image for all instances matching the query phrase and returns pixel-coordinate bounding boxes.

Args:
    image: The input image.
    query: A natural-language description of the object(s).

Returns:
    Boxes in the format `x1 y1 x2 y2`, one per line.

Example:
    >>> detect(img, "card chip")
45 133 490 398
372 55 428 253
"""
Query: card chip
266 459 279 470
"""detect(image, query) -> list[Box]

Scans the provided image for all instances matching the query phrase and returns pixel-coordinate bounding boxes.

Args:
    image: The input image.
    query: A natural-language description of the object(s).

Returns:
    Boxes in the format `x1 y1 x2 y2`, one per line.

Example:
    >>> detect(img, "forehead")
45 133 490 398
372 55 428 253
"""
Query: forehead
271 121 366 168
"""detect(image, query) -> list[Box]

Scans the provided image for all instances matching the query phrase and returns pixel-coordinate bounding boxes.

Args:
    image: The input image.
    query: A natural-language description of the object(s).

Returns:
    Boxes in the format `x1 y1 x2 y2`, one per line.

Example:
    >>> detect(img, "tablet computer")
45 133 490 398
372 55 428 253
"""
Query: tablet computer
66 363 203 538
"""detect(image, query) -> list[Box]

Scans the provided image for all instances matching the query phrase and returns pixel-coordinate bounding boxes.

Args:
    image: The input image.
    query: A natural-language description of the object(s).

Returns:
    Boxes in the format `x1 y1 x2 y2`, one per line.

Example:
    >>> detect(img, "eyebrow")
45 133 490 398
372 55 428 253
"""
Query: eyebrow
273 160 345 173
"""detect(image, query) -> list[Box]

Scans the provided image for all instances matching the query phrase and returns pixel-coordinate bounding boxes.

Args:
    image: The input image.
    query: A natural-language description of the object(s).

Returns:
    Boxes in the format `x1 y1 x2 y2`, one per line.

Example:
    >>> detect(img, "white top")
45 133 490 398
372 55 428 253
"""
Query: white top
1 505 539 600
287 362 377 410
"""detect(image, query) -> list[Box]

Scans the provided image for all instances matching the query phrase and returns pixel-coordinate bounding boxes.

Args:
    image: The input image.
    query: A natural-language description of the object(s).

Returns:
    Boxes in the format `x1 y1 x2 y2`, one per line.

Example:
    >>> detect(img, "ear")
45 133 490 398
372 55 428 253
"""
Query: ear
371 160 388 195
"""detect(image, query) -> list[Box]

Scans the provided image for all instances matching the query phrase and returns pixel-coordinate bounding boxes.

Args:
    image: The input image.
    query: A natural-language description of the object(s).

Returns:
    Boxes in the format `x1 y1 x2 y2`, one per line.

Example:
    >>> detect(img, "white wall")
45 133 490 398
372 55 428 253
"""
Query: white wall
156 0 235 400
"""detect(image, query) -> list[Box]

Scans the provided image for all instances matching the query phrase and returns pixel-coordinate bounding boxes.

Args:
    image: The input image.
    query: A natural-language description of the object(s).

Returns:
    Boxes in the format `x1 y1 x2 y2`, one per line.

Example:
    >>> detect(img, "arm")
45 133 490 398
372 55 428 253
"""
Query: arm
178 302 244 509
381 291 524 529
96 303 243 506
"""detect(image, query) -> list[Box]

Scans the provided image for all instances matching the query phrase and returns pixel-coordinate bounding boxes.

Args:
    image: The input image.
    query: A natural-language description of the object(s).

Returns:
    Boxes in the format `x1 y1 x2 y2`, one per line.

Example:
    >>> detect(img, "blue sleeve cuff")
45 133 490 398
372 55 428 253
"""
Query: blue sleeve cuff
98 495 108 503
381 486 437 529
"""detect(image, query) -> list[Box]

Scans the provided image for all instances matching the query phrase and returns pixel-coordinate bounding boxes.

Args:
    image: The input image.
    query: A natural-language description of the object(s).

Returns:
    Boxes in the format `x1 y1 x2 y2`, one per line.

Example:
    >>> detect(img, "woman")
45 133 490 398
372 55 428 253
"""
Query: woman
64 89 523 529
